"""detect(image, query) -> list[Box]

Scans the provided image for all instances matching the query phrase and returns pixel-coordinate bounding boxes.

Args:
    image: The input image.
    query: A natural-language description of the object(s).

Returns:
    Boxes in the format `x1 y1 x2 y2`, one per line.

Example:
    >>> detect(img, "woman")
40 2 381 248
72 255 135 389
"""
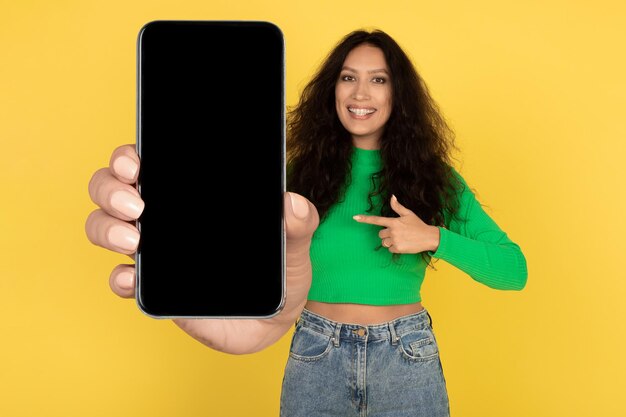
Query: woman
86 28 527 417
279 29 527 416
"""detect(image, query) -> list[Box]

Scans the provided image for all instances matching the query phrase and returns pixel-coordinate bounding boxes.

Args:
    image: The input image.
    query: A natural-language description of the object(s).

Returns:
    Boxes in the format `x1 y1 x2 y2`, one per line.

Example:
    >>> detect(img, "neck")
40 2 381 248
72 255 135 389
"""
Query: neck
352 137 380 150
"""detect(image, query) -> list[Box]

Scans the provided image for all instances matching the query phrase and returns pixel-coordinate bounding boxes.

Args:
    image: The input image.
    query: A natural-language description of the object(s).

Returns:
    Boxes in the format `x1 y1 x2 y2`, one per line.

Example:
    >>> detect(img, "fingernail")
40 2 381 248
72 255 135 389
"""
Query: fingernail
117 270 134 290
107 225 139 251
353 215 362 221
113 155 138 181
110 190 144 219
289 193 309 220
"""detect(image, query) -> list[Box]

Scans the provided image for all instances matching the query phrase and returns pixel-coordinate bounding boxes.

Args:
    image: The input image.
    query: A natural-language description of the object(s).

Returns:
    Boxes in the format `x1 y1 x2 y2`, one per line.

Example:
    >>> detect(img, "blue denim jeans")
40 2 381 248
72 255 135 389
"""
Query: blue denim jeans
280 308 450 417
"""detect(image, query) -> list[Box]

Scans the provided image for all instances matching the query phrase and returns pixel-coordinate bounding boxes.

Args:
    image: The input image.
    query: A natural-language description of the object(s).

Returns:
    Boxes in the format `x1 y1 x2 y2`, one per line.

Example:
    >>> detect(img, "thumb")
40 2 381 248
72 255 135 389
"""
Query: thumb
390 194 414 217
284 192 319 244
283 192 319 299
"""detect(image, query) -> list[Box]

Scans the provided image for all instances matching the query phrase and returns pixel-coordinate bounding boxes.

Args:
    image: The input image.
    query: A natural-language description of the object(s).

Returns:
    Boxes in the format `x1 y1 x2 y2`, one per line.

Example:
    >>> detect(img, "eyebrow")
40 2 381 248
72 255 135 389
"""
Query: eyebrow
341 66 390 75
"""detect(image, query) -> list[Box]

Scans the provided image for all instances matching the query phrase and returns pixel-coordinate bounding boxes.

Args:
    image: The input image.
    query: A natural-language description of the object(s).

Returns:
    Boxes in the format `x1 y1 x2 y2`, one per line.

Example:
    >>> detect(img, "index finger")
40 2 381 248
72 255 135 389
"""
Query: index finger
109 144 140 184
353 214 393 227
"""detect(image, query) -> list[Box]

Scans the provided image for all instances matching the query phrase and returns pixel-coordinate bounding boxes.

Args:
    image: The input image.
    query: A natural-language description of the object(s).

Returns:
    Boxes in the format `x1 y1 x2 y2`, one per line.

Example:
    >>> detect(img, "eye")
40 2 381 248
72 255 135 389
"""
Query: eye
340 74 355 82
372 77 387 84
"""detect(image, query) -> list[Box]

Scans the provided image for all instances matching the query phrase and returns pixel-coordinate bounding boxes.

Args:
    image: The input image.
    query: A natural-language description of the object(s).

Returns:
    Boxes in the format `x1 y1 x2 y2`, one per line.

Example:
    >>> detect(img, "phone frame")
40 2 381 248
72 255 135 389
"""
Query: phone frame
134 19 286 319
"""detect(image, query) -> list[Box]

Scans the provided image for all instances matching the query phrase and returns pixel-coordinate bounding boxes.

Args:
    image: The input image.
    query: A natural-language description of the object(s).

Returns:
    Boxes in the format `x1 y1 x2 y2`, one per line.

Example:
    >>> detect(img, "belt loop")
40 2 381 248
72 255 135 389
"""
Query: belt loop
332 323 341 347
388 321 399 345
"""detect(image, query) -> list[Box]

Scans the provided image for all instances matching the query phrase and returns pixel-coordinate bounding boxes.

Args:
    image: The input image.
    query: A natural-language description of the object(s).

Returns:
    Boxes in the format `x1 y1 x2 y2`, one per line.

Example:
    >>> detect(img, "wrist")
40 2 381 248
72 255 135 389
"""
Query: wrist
430 226 441 253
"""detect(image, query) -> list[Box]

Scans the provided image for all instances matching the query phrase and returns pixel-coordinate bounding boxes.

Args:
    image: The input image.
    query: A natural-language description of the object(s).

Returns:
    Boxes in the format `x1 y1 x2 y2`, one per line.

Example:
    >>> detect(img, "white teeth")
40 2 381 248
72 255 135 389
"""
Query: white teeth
348 107 375 116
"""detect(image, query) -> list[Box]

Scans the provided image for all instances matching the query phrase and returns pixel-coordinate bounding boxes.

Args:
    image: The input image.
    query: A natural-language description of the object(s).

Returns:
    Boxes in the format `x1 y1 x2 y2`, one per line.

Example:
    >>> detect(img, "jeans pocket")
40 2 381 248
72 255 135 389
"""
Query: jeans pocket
397 327 440 362
288 324 333 362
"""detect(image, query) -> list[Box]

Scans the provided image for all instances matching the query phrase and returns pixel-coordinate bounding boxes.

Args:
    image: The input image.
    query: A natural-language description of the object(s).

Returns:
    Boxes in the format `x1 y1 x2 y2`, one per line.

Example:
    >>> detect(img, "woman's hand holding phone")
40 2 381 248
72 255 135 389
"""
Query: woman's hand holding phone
85 144 320 354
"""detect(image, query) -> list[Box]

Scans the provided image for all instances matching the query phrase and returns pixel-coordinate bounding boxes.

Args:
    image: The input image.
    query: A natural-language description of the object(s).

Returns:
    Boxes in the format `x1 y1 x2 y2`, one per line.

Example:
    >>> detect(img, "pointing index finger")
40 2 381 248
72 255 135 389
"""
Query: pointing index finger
353 214 393 227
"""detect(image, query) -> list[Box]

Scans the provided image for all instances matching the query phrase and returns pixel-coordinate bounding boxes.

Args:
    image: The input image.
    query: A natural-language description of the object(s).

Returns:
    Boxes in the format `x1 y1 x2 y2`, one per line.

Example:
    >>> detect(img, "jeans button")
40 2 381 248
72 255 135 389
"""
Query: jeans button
353 328 366 336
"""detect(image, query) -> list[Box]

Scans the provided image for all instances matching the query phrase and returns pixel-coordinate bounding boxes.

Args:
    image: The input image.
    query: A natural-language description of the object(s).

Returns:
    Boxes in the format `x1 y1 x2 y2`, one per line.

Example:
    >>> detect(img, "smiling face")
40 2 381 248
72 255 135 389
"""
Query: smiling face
335 44 392 150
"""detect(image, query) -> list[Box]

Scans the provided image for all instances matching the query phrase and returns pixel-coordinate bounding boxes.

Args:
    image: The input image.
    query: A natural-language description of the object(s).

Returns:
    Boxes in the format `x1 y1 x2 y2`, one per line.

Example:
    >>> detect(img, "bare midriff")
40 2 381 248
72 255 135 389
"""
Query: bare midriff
304 300 424 326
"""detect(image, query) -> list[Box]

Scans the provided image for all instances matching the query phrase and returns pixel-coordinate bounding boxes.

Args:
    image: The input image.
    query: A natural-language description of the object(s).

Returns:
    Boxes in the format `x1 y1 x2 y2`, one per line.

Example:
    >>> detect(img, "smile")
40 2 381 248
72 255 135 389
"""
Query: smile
348 107 376 116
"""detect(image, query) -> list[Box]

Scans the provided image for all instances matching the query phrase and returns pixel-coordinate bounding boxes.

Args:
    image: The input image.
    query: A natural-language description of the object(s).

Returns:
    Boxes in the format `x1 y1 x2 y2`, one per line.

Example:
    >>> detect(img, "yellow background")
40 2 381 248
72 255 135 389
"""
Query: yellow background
1 0 625 416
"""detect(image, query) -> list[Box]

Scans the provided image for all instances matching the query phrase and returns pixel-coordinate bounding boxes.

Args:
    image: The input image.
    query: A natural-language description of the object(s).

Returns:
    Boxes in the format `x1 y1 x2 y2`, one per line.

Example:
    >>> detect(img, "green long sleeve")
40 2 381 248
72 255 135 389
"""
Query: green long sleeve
428 172 528 291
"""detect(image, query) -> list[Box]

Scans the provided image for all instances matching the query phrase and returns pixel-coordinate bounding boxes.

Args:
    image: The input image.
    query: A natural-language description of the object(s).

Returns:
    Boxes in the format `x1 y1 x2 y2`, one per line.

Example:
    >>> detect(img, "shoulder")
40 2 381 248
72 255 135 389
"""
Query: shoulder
445 164 473 197
446 167 495 214
441 164 482 227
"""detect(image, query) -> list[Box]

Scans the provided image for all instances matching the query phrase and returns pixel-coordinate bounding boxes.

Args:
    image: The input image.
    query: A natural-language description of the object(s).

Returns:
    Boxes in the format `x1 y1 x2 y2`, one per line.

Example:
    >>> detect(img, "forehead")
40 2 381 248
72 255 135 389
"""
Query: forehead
343 44 388 70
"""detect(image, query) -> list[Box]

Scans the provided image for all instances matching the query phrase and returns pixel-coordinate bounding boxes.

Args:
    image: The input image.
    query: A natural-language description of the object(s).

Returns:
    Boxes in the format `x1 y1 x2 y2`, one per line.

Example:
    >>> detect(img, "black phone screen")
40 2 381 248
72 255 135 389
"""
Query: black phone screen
136 20 285 318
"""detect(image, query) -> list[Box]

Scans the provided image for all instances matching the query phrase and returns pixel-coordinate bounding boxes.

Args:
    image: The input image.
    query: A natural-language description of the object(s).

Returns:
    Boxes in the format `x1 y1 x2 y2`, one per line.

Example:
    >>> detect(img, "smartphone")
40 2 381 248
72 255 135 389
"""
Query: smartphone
135 20 285 318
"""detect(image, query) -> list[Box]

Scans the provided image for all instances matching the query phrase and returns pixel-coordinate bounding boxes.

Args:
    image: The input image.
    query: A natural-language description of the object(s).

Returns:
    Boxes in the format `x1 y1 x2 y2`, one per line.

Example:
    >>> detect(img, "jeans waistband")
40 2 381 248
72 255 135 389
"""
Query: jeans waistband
296 307 433 344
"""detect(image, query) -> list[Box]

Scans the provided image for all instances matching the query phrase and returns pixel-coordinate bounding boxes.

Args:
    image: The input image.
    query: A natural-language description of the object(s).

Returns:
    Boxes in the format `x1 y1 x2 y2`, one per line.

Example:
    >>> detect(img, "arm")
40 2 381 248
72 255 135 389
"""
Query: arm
427 170 528 291
352 169 527 291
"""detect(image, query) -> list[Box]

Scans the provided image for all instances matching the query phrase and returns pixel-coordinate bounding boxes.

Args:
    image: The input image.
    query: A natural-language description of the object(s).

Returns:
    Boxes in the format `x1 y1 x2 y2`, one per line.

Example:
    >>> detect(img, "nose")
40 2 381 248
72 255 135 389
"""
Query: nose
352 79 370 100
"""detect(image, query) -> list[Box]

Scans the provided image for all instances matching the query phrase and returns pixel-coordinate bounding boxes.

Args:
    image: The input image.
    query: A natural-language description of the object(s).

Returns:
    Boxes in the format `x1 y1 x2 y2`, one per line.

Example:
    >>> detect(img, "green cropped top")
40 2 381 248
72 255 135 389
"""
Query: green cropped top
306 147 528 305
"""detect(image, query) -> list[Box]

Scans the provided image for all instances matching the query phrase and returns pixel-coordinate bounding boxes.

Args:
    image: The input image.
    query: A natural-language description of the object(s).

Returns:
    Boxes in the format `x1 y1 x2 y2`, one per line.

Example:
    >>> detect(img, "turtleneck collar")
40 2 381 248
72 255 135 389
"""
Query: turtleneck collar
351 146 382 175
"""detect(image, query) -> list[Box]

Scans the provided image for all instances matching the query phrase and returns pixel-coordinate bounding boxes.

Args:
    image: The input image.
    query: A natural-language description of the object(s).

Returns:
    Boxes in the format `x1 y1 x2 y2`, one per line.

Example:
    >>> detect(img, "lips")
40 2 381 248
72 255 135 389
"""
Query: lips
348 106 376 116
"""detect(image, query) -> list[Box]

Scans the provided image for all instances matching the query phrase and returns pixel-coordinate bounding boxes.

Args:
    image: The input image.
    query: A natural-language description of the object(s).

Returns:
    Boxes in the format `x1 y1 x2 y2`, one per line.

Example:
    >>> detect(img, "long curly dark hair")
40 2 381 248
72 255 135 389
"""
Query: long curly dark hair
287 28 467 263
